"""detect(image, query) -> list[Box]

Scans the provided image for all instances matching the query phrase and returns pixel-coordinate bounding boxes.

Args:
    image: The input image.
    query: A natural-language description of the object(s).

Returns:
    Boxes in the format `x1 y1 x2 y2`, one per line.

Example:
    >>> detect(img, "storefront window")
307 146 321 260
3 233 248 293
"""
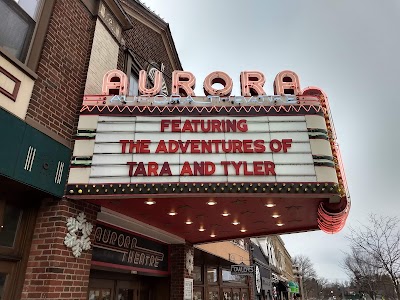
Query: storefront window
222 269 246 284
0 273 7 299
223 290 232 300
193 287 203 300
208 289 219 300
0 203 22 247
241 290 249 300
88 288 111 300
193 266 202 282
233 290 240 300
207 267 218 283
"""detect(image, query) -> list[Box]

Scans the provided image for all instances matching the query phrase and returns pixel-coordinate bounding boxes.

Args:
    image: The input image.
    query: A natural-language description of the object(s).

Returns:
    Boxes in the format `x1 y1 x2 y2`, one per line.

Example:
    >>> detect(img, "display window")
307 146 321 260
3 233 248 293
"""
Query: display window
194 264 250 300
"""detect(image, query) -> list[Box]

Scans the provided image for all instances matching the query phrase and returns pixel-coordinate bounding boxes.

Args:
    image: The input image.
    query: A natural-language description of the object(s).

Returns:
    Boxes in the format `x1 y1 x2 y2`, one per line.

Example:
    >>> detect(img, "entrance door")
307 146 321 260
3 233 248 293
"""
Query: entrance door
116 280 138 300
88 279 139 300
88 279 114 300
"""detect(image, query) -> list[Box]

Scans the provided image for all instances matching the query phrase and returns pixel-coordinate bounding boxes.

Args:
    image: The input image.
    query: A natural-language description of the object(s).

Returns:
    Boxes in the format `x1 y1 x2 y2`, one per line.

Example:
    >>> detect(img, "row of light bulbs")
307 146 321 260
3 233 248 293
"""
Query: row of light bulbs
143 199 284 237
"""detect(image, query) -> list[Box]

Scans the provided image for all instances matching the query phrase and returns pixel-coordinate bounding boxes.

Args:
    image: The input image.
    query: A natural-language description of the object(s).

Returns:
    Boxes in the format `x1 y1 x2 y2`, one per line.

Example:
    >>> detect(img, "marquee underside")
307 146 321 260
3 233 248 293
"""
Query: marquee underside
68 186 338 243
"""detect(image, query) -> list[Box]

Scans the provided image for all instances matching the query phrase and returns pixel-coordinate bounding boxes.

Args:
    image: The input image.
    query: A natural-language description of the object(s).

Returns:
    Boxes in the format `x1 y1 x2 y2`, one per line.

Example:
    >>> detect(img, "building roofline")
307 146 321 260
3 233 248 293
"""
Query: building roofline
119 0 183 70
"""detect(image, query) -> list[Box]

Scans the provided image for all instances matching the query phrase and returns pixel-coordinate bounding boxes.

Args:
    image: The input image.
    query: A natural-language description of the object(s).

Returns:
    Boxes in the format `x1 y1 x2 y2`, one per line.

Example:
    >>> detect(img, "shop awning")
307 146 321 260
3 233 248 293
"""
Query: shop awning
288 281 299 293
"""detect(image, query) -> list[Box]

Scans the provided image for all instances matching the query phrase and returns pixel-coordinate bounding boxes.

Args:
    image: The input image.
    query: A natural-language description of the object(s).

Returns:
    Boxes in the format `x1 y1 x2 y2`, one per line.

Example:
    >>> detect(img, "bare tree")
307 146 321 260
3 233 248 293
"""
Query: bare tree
347 214 400 299
343 246 382 299
293 255 318 299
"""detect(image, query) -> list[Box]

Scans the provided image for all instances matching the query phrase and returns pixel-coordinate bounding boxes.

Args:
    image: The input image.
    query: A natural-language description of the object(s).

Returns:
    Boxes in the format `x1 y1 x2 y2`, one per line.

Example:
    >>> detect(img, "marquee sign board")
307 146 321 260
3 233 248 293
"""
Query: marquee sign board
87 115 318 184
66 69 350 241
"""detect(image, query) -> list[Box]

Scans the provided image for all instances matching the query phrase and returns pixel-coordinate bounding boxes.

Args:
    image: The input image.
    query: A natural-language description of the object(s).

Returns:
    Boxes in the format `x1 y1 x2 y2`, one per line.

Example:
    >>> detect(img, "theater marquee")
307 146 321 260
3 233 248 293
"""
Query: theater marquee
67 69 350 243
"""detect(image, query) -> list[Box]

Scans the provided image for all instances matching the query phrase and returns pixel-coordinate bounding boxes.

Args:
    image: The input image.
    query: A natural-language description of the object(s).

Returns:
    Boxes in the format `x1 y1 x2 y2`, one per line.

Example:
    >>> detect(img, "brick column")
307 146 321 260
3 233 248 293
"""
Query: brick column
170 243 194 300
21 198 99 300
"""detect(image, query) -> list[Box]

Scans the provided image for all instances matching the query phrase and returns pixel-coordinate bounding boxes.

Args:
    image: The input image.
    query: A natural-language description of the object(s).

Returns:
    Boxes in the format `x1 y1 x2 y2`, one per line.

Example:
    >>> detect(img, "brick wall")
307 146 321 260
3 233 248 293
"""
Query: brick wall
26 0 96 144
170 244 194 300
21 198 100 300
84 19 120 95
117 14 176 92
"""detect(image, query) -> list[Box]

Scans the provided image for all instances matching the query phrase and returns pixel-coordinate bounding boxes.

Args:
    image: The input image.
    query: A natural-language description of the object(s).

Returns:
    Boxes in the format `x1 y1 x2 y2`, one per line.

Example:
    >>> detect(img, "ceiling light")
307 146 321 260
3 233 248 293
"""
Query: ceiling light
240 229 247 233
210 233 216 238
199 227 206 232
185 220 193 225
168 211 177 216
272 214 281 218
265 203 276 208
222 212 230 217
207 200 217 206
144 199 156 205
232 221 240 226
277 222 285 227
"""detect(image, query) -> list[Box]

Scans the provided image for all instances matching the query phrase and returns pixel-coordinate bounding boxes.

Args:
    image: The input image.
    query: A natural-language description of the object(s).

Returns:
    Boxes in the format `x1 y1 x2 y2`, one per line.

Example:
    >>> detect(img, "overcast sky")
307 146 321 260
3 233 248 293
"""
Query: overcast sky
141 0 400 282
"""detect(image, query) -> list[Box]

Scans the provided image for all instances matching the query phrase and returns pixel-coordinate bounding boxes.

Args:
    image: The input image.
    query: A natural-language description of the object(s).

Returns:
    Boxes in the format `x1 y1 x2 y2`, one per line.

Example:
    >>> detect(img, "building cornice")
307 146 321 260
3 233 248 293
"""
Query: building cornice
119 0 183 70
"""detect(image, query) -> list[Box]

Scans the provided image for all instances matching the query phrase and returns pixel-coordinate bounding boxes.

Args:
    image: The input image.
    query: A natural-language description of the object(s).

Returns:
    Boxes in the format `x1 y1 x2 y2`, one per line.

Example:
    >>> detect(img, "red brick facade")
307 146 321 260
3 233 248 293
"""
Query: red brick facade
26 0 96 144
21 198 99 300
170 244 194 300
117 2 178 91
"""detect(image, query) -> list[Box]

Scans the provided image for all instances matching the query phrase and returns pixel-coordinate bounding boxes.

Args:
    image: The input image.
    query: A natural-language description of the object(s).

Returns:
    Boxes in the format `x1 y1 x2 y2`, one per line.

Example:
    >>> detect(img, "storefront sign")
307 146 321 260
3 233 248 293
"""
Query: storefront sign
262 277 272 292
92 222 169 274
231 263 254 275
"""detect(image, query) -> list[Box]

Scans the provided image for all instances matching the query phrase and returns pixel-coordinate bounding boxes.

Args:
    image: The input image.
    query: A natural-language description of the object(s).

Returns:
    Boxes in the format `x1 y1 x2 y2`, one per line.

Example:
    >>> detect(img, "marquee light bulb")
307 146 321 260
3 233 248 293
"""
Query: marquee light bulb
145 199 156 205
232 221 240 226
207 200 217 206
185 220 193 225
265 203 276 208
272 214 281 218
199 227 206 232
210 233 216 238
240 229 247 233
168 211 177 216
277 222 285 227
222 212 231 217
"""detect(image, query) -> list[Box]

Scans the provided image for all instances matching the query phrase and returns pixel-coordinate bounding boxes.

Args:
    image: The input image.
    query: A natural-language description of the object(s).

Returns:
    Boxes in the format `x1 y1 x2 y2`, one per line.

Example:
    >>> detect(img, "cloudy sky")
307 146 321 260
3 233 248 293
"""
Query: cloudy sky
141 0 400 281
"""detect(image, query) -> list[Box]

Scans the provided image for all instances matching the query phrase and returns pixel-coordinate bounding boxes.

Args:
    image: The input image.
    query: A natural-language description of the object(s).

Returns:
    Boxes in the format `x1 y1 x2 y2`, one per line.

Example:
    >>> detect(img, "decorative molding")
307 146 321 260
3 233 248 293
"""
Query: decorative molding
98 2 122 41
148 67 168 95
64 212 94 258
185 250 194 275
0 66 21 101
67 182 339 197
79 104 324 117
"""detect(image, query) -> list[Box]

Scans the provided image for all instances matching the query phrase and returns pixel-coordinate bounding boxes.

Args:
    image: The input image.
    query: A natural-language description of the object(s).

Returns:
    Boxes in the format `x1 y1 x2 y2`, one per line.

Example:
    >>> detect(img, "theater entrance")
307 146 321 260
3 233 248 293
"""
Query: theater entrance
88 269 169 300
88 278 140 300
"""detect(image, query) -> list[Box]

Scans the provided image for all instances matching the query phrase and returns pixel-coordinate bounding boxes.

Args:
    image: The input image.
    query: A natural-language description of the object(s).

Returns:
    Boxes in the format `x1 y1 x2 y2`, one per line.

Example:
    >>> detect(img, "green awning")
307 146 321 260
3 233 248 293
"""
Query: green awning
288 281 299 293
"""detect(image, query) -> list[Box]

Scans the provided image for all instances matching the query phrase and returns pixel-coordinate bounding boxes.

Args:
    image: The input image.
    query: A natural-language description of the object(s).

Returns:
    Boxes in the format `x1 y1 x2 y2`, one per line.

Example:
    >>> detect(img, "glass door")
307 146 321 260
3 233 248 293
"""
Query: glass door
116 280 138 300
88 279 114 300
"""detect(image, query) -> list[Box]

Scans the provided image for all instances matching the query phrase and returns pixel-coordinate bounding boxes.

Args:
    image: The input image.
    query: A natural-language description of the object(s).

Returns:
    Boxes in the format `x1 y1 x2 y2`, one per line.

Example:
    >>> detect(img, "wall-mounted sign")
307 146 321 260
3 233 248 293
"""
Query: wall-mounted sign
184 278 193 300
92 222 169 275
231 263 254 276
